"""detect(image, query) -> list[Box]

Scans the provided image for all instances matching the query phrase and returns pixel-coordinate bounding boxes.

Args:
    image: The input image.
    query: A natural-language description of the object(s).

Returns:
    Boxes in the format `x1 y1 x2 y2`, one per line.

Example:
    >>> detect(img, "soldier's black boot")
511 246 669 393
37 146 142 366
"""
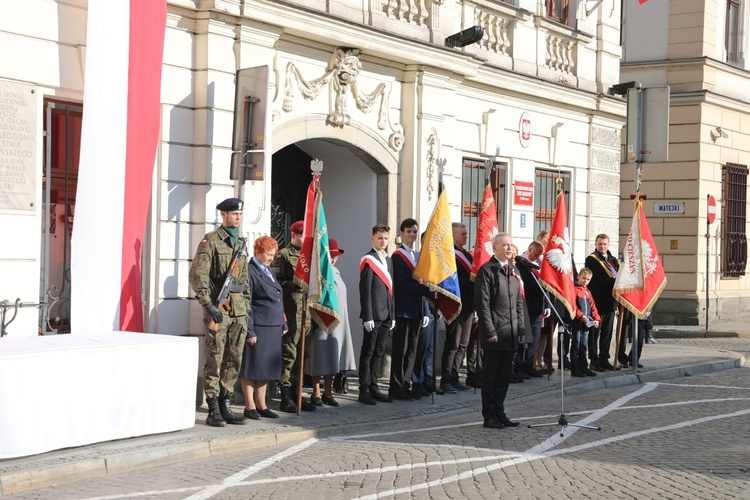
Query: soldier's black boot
206 397 226 427
280 386 297 413
218 395 247 425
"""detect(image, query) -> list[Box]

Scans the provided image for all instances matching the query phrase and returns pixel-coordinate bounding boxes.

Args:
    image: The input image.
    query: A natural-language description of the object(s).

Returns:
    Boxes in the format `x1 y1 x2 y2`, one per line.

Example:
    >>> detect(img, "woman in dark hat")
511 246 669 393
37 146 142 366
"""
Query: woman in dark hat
239 236 287 419
305 238 357 407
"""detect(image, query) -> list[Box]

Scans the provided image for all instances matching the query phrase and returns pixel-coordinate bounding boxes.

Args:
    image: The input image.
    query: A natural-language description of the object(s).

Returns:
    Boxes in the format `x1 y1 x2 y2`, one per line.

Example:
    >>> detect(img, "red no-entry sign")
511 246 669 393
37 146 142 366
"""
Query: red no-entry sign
707 195 716 224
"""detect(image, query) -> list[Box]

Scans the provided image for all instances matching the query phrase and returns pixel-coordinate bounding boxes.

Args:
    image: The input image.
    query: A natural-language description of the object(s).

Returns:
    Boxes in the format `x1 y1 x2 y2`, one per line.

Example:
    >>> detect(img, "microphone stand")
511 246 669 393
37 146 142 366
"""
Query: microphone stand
521 261 601 436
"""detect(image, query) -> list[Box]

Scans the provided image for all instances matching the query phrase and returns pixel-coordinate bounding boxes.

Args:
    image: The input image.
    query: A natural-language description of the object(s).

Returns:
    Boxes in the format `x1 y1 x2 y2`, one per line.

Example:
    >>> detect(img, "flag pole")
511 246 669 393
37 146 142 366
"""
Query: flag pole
632 172 644 374
614 304 625 370
296 171 320 415
430 158 446 405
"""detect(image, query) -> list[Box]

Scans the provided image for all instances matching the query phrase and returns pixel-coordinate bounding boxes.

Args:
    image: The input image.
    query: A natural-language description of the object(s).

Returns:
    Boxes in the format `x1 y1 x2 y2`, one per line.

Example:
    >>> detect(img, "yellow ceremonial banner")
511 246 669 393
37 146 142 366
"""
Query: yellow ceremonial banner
414 189 462 323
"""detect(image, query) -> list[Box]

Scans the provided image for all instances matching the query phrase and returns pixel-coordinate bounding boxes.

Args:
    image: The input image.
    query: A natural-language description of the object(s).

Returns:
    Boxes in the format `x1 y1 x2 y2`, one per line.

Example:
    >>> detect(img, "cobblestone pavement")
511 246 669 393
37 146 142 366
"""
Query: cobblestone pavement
9 362 749 500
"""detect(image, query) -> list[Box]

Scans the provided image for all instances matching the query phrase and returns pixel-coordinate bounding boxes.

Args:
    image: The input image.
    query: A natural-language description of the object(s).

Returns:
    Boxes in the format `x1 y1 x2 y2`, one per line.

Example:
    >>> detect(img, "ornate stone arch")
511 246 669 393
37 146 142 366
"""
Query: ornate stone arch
272 113 398 231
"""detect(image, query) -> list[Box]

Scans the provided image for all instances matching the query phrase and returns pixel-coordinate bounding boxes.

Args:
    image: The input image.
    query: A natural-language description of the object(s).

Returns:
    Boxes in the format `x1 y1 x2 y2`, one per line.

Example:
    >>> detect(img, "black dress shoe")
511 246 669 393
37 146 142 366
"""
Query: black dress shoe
516 371 531 380
600 360 615 371
409 388 424 399
322 394 340 407
483 417 505 429
571 370 585 377
412 385 430 397
585 369 597 377
371 389 393 403
358 392 376 405
497 415 520 427
300 397 318 411
525 368 543 378
243 409 260 420
257 408 279 419
310 395 324 407
389 388 414 401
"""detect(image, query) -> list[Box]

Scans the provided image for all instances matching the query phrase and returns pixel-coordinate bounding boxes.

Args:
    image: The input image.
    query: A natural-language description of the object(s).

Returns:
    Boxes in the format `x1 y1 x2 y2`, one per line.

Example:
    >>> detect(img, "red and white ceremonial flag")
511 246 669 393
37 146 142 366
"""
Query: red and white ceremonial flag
538 191 576 317
71 0 167 333
470 182 499 281
614 199 667 318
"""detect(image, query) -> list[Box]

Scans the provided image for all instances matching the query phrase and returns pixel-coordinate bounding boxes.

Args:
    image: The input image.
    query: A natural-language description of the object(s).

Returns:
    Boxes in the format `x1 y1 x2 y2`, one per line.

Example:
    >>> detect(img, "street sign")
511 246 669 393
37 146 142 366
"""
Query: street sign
653 202 685 214
707 195 716 224
626 86 670 163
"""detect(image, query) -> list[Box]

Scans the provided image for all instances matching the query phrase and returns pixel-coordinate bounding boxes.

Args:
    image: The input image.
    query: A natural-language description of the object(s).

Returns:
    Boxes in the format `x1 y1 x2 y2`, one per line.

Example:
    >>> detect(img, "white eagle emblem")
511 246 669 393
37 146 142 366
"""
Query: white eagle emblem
641 239 659 276
545 228 573 275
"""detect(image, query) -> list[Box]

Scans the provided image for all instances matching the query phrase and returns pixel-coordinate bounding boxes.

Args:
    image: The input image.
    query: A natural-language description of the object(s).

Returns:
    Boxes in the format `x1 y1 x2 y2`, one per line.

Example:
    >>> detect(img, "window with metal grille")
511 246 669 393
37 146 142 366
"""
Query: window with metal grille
726 0 741 65
461 159 506 248
721 163 748 278
534 169 571 236
546 0 569 25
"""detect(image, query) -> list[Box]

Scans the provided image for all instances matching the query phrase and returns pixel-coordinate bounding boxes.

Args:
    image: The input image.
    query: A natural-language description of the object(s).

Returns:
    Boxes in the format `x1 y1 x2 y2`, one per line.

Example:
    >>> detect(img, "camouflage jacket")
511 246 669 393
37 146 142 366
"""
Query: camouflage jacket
188 227 250 317
271 243 303 308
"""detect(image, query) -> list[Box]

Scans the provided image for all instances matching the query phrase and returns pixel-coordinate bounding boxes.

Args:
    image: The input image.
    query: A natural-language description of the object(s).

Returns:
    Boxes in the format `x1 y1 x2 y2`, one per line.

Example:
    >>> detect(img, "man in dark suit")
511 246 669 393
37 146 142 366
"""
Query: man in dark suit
474 233 525 429
441 223 475 393
514 241 545 378
389 218 431 401
585 233 620 371
358 224 396 405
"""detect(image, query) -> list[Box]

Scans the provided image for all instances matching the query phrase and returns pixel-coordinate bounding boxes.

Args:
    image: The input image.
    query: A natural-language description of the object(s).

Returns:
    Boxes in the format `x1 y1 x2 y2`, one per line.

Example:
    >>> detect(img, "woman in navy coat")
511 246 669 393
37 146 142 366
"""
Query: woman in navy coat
239 236 288 420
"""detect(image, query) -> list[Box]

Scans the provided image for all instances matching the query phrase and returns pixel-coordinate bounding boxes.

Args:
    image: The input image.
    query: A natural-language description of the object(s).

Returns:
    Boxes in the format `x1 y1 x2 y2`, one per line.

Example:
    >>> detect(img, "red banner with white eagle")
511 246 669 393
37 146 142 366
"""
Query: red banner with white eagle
470 182 499 281
614 198 667 318
538 191 576 317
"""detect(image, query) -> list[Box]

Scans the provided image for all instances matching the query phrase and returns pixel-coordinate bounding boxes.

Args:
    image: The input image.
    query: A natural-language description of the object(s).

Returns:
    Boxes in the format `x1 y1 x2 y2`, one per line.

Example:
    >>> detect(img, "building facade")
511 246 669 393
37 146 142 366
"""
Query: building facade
1 0 625 360
621 0 750 324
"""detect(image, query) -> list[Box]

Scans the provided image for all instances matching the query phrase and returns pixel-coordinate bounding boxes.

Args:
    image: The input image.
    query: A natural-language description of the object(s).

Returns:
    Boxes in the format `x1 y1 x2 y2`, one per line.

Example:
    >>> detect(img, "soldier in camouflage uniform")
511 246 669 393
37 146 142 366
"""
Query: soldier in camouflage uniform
272 220 316 413
189 198 251 427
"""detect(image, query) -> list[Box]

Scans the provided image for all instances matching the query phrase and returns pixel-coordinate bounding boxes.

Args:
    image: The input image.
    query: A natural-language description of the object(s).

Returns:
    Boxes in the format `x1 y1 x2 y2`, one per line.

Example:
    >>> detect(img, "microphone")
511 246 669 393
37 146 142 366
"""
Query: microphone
515 255 540 270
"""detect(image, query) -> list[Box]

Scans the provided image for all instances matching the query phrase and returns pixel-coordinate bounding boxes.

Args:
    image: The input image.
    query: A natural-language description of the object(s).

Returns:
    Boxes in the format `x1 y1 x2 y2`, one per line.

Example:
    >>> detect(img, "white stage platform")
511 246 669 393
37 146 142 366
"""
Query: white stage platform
0 332 198 459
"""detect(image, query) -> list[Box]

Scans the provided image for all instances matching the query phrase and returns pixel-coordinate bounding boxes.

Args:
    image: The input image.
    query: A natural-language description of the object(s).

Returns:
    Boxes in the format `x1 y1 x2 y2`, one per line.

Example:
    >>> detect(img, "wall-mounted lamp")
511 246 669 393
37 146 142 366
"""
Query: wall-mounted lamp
710 126 729 141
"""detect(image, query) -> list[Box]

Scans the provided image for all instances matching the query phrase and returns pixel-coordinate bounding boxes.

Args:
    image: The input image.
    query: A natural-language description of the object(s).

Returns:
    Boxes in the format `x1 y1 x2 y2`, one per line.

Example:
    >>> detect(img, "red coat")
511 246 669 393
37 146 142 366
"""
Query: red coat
574 284 600 324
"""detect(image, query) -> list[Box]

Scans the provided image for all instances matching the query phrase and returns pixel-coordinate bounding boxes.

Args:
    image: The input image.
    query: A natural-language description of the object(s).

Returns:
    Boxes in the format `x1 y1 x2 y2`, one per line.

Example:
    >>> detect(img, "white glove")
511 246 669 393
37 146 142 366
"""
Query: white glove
544 308 551 319
422 316 430 328
391 320 396 330
364 320 374 332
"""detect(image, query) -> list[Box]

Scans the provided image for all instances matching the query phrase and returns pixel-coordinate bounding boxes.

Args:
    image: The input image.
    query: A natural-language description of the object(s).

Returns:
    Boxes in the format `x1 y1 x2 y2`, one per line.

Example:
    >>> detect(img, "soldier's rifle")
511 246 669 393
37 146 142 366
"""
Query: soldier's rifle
209 237 248 332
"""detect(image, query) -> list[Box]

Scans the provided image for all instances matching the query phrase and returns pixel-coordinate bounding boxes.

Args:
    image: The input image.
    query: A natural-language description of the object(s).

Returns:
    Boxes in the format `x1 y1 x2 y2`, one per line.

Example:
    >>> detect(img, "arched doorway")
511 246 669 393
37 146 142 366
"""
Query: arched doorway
271 133 395 363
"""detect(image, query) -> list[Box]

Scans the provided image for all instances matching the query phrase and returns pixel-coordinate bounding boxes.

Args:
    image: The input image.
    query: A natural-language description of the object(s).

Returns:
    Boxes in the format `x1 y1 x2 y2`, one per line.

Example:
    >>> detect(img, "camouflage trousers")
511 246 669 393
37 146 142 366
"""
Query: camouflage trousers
203 314 247 399
279 322 302 387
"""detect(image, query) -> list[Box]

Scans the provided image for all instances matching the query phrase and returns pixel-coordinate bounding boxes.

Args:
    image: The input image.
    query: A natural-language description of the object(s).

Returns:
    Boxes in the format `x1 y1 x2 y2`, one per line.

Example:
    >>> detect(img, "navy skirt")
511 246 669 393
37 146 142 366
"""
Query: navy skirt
239 324 282 381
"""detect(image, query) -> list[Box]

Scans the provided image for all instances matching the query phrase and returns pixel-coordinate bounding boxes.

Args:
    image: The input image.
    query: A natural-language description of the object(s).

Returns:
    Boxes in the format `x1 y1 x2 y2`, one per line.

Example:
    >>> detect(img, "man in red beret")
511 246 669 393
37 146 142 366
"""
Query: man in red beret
271 220 316 413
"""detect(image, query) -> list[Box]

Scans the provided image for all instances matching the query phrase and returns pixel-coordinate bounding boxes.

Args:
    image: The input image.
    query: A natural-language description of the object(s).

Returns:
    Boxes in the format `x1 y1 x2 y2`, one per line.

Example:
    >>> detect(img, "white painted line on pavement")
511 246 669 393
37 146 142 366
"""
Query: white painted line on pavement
356 383 658 499
232 454 518 487
83 486 204 500
657 382 750 390
182 437 318 500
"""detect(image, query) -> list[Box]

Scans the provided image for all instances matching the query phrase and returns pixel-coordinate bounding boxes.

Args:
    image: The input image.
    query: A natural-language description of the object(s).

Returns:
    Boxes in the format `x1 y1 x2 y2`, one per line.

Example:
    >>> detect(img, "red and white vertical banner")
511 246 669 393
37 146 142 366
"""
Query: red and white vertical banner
71 0 167 334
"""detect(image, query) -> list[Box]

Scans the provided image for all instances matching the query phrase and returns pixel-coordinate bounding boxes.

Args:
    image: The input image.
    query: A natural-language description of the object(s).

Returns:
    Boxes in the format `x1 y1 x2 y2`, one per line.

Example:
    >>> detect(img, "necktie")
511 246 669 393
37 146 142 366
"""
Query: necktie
263 266 274 281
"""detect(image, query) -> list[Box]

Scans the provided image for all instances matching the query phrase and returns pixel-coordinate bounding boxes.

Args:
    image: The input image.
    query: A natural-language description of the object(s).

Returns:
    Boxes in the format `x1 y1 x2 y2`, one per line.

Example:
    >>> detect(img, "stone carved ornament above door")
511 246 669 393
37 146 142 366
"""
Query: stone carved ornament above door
282 48 405 152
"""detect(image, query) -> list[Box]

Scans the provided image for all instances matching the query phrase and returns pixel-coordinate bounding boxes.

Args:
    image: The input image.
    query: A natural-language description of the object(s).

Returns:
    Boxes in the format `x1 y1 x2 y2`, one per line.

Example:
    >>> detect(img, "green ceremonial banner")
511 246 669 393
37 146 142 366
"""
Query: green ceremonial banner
307 189 340 332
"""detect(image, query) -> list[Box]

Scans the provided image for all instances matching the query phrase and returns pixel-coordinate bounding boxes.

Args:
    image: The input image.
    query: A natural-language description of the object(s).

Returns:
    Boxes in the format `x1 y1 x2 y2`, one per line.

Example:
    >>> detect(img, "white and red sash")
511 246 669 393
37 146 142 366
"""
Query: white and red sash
392 247 416 270
360 254 393 296
454 247 472 274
